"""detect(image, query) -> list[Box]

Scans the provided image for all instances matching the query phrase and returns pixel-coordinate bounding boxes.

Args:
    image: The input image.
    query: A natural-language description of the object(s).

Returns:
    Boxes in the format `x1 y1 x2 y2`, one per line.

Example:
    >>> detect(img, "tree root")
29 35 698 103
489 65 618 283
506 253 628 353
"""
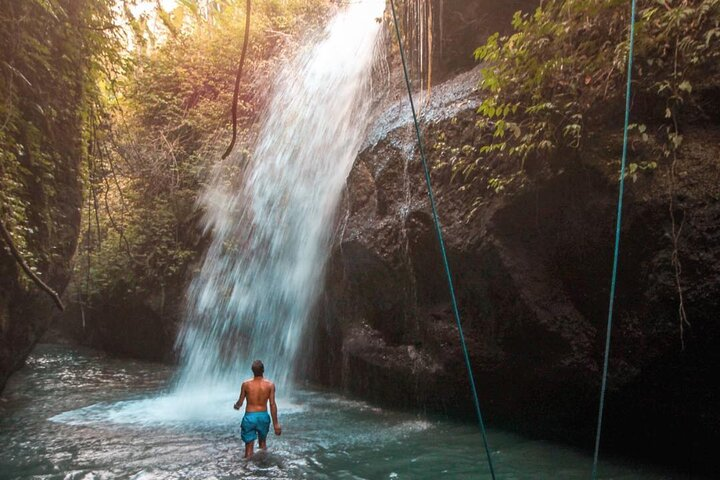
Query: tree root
0 215 65 311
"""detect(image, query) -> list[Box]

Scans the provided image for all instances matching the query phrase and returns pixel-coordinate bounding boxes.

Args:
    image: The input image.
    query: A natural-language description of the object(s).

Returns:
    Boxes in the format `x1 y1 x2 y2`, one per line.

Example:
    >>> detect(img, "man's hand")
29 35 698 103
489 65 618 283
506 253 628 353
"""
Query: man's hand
274 423 282 436
233 401 241 410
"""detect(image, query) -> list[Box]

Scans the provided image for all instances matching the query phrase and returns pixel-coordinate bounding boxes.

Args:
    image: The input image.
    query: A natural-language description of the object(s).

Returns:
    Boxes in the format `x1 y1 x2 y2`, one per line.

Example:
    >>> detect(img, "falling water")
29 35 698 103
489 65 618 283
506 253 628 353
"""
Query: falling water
173 0 386 398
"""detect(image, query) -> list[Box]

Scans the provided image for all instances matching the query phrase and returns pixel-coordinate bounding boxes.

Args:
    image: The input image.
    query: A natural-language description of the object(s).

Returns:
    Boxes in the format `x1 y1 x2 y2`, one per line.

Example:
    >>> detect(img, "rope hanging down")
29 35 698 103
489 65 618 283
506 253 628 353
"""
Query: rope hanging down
222 0 251 160
591 1 637 478
388 1 497 478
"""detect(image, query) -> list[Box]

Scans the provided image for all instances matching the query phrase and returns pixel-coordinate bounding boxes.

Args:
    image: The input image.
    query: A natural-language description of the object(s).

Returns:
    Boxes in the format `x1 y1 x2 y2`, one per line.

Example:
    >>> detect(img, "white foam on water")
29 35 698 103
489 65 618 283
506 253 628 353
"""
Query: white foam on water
50 393 307 427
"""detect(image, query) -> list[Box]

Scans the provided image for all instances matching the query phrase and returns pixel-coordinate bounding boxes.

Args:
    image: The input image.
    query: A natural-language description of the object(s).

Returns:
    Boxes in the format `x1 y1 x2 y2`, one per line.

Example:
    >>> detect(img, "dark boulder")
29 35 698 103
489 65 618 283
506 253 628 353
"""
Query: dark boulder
304 68 720 473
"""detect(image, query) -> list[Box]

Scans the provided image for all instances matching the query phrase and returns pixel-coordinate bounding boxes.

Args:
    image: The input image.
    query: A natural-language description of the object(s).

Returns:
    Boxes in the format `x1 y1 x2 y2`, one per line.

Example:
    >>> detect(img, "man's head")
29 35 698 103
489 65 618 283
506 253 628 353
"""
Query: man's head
251 360 264 377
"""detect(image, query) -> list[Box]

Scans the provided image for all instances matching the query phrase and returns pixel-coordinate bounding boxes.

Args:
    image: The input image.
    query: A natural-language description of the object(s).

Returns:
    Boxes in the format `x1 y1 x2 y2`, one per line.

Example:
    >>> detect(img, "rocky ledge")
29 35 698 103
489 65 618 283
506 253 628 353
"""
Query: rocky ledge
305 68 720 473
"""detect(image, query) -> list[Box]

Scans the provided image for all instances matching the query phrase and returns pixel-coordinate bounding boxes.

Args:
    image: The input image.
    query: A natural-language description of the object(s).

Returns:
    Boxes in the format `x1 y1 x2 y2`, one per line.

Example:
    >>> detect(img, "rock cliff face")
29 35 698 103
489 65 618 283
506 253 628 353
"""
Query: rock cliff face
304 67 720 471
54 286 183 363
0 1 89 391
430 0 540 81
1 226 80 392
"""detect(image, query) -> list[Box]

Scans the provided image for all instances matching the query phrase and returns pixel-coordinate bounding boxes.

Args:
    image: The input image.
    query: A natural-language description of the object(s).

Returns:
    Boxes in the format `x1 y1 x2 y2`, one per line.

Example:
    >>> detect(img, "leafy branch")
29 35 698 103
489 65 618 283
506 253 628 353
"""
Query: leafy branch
0 213 65 311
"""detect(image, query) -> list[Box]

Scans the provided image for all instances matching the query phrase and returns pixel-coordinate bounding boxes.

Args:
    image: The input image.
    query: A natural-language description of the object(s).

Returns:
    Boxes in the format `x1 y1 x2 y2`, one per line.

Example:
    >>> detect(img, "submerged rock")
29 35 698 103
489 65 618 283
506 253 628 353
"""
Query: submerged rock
305 67 720 473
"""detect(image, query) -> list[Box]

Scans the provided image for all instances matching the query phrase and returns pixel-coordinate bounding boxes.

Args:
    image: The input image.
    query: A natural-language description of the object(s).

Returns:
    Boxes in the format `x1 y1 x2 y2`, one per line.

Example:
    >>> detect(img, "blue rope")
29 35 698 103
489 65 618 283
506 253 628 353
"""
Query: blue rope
388 1 497 478
591 1 637 478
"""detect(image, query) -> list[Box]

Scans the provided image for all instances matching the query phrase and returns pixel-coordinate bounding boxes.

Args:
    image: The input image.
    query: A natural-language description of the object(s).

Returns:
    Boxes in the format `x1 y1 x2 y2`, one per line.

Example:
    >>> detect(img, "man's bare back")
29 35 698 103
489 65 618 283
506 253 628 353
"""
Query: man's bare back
240 377 275 412
233 360 281 458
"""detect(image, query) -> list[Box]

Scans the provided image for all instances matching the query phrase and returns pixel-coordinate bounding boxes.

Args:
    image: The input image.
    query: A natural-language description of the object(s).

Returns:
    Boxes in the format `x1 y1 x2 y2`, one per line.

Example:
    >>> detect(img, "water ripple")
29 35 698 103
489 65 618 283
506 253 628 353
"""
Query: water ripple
0 345 690 479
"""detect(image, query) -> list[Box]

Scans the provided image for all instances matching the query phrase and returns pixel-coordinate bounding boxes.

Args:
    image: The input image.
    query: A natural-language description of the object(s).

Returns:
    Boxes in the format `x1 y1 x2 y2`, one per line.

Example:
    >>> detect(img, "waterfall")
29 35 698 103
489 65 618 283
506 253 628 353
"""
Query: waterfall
173 0 385 399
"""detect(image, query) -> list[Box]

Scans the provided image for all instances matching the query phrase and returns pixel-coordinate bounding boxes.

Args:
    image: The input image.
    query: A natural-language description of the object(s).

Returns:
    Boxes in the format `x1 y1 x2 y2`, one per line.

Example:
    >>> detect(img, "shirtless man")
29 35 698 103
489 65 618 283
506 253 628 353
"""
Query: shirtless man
233 360 282 458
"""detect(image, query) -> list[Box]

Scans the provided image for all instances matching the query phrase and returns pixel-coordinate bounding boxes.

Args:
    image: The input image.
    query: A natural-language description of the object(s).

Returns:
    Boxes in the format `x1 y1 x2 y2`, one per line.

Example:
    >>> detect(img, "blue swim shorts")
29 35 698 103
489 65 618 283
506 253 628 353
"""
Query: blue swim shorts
241 411 271 444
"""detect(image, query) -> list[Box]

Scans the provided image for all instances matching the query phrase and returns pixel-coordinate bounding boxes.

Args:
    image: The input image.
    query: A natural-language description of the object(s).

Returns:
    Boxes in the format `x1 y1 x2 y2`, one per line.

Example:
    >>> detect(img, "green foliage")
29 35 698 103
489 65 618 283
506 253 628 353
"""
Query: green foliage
0 0 118 277
447 0 720 199
71 0 330 306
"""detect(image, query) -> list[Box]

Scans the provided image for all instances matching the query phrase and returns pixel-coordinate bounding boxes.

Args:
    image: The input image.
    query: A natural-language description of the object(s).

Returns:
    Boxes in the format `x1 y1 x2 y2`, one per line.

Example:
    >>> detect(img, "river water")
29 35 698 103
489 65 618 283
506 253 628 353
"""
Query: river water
0 344 687 480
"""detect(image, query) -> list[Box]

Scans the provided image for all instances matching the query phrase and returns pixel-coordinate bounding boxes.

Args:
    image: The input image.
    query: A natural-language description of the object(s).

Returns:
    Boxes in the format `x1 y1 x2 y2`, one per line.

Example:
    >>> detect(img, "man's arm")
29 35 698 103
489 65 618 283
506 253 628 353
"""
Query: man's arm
233 382 246 410
269 383 281 435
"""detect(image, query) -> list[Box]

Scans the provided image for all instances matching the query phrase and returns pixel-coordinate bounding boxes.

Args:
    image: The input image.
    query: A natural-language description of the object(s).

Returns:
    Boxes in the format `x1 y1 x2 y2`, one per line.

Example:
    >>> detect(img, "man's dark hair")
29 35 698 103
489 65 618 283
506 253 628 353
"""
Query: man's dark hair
251 360 264 376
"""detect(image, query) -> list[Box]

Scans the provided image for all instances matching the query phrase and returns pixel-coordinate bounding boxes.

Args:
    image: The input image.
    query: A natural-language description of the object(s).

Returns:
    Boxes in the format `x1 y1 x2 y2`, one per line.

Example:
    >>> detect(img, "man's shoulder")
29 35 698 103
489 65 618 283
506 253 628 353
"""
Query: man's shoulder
262 378 275 387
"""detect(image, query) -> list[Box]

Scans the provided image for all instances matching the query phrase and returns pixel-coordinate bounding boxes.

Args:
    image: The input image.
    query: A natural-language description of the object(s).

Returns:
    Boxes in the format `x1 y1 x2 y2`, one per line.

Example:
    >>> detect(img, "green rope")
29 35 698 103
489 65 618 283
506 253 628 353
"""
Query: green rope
388 1 497 478
591 1 637 478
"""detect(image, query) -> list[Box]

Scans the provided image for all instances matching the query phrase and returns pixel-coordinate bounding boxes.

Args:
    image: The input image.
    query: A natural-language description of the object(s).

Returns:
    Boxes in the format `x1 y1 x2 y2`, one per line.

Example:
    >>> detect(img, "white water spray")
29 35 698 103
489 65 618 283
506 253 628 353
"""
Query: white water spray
173 0 385 401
